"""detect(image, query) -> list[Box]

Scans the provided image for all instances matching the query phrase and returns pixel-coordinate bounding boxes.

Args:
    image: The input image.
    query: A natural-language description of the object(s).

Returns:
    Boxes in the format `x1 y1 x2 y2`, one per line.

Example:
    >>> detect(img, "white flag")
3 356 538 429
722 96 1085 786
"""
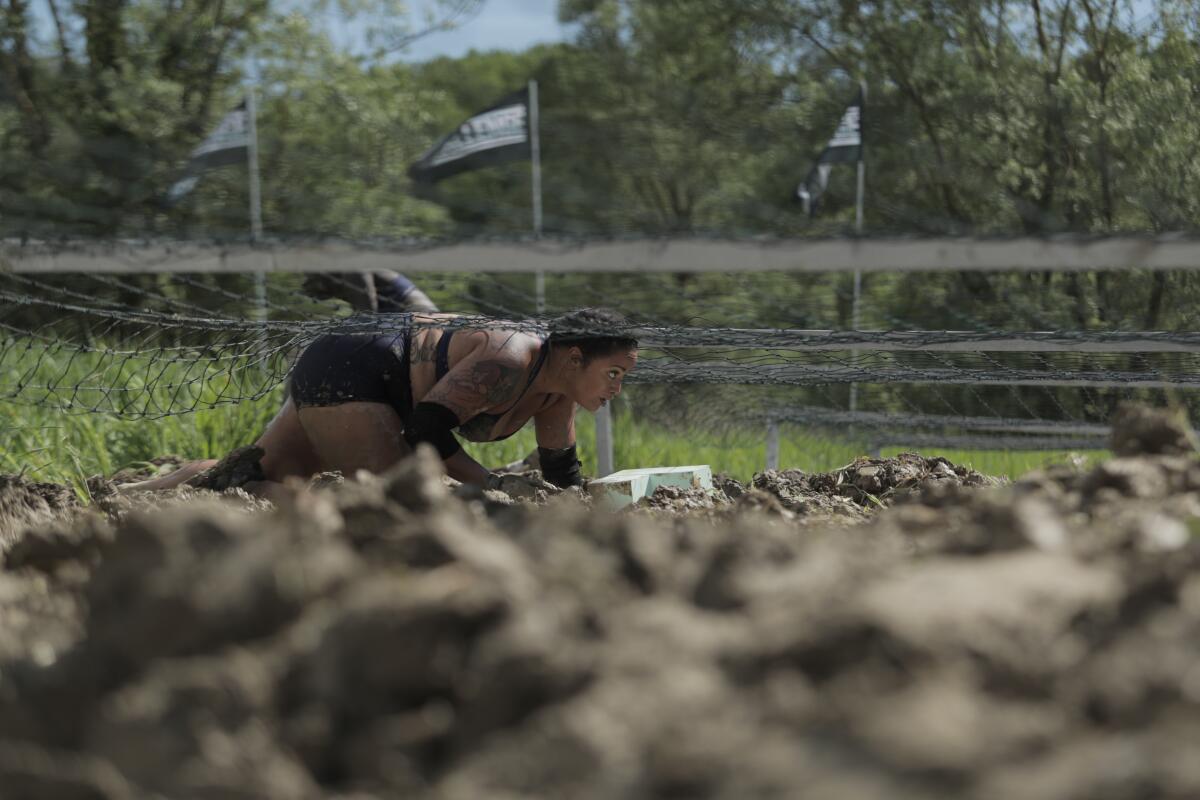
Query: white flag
168 100 250 203
409 88 531 184
796 90 864 216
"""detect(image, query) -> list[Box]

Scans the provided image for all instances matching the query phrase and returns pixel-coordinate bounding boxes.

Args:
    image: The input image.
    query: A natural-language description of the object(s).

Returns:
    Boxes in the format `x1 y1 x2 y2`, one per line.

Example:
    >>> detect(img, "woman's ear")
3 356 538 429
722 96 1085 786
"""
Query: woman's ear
569 346 584 369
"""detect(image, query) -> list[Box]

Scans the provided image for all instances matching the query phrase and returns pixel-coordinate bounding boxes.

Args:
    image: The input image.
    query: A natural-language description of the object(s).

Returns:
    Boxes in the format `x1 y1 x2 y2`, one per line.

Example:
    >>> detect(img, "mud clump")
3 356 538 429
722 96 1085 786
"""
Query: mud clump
751 452 999 522
628 454 995 522
186 445 267 491
0 473 81 555
635 484 725 513
3 433 1200 797
1110 402 1198 457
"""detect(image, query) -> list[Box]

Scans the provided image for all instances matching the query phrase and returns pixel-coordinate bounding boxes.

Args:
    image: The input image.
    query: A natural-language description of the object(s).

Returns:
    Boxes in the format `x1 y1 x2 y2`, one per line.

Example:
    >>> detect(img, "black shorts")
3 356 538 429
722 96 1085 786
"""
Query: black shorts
289 328 413 420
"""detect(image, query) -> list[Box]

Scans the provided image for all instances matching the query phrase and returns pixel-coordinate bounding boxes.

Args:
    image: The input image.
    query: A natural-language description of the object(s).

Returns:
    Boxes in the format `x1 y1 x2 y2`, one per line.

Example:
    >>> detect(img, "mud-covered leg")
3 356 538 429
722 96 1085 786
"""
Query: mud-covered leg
116 459 219 492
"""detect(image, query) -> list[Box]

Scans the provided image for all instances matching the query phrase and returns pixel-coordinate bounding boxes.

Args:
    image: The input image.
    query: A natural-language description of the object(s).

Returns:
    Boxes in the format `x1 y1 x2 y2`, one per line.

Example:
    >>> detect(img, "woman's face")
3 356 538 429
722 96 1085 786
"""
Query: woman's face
572 347 638 412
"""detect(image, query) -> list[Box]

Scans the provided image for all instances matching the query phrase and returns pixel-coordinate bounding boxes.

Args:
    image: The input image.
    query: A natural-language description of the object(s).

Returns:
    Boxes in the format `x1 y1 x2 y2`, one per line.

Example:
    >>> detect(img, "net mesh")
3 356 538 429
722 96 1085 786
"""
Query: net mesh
3 264 1197 461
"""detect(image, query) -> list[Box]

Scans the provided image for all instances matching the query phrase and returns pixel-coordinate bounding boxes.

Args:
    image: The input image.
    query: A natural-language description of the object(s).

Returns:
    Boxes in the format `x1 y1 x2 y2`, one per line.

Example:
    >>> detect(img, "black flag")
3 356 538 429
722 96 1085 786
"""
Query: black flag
797 89 863 216
168 100 251 203
408 88 530 184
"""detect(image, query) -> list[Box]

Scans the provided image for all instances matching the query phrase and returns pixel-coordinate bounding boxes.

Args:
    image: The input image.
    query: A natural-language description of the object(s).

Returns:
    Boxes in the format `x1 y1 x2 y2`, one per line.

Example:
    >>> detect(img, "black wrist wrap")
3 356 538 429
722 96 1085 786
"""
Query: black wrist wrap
404 401 462 459
539 445 583 488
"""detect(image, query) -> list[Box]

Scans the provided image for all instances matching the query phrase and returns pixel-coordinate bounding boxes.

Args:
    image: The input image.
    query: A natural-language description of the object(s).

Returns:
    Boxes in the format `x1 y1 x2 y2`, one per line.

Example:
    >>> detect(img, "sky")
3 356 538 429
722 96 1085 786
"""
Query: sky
27 0 570 63
317 0 571 62
401 0 569 62
28 0 1161 65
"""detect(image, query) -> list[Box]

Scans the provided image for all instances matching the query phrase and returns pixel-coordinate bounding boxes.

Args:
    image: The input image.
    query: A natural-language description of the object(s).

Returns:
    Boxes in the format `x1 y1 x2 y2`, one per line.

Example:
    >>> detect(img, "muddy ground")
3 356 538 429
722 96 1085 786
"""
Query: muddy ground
1 405 1199 799
631 451 1001 523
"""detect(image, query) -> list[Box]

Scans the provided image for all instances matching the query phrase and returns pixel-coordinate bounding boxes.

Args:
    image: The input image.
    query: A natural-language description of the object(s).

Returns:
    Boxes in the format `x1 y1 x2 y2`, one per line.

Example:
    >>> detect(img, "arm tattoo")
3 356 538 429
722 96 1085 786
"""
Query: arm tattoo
467 360 523 406
424 359 524 417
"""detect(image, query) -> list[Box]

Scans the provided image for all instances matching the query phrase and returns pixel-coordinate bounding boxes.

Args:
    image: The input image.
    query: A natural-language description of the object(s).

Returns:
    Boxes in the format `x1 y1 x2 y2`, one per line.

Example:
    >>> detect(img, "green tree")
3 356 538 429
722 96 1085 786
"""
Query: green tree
0 0 473 237
185 11 452 238
548 0 801 234
0 0 270 235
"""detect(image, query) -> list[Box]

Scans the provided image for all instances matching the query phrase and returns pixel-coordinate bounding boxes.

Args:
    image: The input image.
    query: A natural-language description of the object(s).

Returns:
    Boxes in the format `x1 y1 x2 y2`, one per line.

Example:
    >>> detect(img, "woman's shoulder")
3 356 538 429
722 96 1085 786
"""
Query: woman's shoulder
435 316 545 364
480 321 545 355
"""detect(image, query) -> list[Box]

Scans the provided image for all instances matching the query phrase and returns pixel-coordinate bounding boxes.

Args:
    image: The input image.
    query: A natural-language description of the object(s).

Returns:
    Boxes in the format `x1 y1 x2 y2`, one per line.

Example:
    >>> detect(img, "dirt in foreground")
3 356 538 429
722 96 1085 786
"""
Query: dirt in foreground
0 407 1199 799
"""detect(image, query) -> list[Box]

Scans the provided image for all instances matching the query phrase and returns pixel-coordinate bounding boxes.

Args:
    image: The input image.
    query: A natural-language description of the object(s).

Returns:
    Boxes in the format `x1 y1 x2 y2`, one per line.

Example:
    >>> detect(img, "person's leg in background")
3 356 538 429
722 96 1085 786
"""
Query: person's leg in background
371 271 439 313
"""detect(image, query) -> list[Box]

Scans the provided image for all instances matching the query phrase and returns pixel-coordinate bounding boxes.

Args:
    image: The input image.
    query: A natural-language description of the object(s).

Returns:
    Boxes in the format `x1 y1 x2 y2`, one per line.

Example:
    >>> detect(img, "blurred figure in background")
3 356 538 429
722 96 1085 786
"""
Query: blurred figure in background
303 271 439 314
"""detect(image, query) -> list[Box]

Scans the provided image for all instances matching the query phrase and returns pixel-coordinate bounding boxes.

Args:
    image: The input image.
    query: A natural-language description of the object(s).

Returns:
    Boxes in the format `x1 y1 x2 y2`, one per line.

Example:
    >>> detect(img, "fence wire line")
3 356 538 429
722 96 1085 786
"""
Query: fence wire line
13 279 1200 352
862 434 1110 451
9 296 1200 378
760 406 1111 436
3 270 1199 437
627 360 1200 388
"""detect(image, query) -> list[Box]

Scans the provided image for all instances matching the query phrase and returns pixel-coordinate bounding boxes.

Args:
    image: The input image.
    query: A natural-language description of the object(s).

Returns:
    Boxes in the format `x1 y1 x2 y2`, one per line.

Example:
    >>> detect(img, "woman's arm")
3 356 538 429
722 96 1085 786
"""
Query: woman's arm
534 394 576 449
422 354 526 421
442 449 490 485
534 396 584 488
408 332 532 486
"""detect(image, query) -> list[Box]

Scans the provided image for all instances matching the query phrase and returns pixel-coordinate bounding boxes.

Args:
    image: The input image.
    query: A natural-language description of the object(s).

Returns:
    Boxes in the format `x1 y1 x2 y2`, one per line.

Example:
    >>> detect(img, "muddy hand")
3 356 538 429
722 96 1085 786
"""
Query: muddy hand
484 472 560 500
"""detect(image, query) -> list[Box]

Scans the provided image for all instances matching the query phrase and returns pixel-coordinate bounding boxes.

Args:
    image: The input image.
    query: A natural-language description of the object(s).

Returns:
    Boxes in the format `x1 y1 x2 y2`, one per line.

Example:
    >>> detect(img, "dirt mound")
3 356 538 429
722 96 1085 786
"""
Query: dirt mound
634 484 726 512
627 455 996 522
0 473 81 555
1110 402 1198 457
747 453 1000 522
2 438 1200 797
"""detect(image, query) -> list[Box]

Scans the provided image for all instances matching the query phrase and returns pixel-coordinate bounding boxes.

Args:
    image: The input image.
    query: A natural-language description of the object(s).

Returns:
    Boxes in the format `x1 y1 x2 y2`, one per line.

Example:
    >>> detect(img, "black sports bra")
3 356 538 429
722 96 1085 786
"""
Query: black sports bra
432 329 550 442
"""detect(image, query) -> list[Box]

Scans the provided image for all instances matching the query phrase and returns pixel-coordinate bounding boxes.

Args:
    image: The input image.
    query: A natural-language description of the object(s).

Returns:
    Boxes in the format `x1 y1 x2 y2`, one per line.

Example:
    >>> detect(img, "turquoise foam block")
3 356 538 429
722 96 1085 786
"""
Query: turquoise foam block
588 465 713 510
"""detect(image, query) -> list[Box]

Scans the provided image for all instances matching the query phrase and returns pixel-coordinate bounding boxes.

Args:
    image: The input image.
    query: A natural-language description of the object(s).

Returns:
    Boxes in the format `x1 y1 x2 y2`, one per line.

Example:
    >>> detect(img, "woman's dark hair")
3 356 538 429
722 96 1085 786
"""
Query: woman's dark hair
548 308 638 365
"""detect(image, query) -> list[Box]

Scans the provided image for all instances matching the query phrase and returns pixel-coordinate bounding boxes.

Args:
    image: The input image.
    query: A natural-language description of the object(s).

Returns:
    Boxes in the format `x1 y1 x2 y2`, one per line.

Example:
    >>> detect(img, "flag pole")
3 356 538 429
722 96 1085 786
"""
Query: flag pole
765 414 781 471
529 79 545 316
849 79 866 415
529 79 543 240
247 88 263 242
246 71 267 324
854 80 866 236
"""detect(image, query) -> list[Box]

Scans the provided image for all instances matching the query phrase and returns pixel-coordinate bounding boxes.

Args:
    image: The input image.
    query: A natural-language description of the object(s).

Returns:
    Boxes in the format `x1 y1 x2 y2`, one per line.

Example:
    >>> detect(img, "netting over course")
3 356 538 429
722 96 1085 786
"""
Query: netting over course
4 263 1199 459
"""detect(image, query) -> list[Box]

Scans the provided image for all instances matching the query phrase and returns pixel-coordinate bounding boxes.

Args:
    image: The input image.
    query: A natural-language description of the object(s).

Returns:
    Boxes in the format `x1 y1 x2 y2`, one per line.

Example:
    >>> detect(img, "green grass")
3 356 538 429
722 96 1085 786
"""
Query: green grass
2 395 280 494
2 386 1106 492
2 340 1108 489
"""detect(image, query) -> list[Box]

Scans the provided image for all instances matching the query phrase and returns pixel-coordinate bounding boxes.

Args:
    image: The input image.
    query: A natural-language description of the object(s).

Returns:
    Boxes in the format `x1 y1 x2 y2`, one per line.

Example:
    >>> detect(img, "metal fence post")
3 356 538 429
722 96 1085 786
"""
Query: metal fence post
765 417 781 471
595 402 615 477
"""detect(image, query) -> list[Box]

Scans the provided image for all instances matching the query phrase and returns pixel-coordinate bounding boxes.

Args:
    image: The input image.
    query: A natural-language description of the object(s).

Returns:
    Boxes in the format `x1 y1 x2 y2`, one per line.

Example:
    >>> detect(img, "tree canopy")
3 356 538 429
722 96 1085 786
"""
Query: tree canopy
4 0 1200 240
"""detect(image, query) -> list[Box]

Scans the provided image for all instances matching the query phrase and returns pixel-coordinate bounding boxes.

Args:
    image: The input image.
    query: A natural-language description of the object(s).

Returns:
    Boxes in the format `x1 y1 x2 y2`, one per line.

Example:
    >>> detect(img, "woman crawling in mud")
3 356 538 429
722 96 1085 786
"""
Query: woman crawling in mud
124 308 638 497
